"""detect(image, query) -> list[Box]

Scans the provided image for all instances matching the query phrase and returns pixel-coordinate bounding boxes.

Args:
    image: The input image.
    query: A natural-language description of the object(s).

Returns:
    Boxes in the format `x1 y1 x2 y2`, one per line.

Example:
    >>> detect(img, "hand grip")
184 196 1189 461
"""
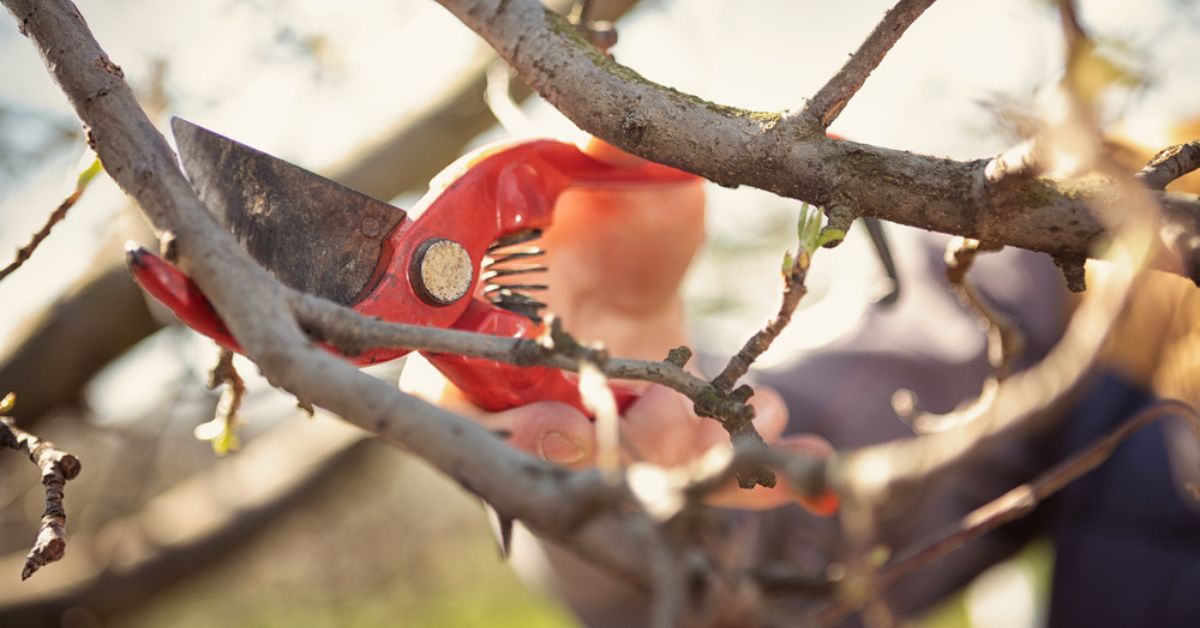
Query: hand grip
425 351 637 417
435 298 638 418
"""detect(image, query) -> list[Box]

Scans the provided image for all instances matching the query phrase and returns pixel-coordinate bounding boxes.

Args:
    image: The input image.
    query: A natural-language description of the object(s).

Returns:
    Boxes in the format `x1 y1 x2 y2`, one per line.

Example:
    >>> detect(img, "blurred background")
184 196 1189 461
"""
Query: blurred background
1 0 1198 626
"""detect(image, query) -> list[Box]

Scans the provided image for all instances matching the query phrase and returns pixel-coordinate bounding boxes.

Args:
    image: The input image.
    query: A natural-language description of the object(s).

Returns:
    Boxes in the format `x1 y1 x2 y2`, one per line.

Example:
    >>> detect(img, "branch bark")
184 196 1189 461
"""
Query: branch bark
1136 140 1200 190
4 0 657 588
0 395 82 580
436 0 1200 284
0 0 638 428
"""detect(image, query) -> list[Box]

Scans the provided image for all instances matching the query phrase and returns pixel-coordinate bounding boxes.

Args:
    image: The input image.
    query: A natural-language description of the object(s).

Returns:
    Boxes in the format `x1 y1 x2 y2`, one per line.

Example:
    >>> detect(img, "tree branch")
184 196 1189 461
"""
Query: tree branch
0 0 641 429
1136 140 1200 191
436 0 1200 284
3 0 658 588
801 0 939 128
0 417 366 623
0 394 82 580
820 399 1200 623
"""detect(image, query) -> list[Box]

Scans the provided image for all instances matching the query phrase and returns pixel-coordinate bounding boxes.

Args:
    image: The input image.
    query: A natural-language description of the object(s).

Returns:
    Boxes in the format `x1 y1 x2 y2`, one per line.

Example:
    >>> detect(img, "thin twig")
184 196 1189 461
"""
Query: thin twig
1136 141 1200 191
944 239 1025 378
709 270 808 394
289 291 759 427
801 0 939 128
704 206 832 488
0 393 82 580
0 158 102 283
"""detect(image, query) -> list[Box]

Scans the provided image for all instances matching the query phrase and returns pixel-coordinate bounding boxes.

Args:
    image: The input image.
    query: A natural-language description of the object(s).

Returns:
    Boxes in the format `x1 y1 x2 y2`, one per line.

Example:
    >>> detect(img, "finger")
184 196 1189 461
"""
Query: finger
487 402 596 469
751 386 789 443
620 384 700 468
400 356 596 468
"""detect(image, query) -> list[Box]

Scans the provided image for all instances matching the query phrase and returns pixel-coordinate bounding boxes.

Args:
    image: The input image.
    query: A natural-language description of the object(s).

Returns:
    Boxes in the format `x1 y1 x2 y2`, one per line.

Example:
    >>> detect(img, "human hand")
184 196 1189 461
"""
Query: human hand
403 137 836 513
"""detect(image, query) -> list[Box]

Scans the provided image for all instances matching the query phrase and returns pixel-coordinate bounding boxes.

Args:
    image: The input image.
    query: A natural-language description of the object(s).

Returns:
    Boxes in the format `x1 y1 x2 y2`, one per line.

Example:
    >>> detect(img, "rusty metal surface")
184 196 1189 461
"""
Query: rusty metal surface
172 117 408 305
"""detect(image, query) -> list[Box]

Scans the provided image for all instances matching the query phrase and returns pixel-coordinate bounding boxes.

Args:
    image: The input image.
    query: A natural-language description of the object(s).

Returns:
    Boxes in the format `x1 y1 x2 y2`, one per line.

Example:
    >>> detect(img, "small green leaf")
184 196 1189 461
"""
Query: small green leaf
0 392 15 415
75 157 103 190
781 251 795 275
193 416 241 456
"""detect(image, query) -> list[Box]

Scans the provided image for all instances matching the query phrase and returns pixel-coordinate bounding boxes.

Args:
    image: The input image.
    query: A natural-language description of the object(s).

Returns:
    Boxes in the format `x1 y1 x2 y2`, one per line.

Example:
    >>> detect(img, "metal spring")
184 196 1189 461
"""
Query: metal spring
482 228 548 322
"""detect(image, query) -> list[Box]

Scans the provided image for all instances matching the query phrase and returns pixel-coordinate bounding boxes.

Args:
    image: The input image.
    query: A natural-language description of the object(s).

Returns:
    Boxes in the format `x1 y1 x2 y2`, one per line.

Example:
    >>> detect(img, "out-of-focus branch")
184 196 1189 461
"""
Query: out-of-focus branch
0 251 163 425
800 0 939 128
0 394 82 580
1136 141 1200 191
831 0 1159 545
895 238 1027 434
0 417 366 624
942 239 1025 379
290 293 757 426
977 138 1046 194
821 400 1200 624
436 0 1200 284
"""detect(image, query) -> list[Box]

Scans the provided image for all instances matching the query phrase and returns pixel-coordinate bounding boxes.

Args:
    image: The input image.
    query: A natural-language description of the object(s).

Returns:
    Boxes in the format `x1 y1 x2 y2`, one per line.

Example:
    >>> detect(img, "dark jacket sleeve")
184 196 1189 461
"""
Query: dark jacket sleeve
754 233 1067 620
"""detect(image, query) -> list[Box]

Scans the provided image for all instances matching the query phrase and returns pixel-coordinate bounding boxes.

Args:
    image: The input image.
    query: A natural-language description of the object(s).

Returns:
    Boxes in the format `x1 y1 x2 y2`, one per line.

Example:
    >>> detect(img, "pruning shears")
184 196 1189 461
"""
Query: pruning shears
128 118 696 416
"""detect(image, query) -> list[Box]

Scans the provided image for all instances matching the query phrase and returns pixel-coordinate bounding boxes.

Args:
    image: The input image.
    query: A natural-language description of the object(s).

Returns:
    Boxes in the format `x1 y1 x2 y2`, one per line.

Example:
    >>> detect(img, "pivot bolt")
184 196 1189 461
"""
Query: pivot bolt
410 238 473 306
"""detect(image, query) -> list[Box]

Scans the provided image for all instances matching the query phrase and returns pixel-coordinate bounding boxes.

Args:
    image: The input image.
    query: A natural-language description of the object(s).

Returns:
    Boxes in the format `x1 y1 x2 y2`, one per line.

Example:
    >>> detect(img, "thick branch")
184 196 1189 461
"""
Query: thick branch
801 0 939 128
4 0 656 587
436 0 1200 283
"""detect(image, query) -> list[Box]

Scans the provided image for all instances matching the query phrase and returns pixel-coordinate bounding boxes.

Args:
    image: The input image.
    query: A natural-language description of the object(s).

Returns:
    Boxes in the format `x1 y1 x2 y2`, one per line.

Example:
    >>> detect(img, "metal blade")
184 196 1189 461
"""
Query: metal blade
172 117 408 305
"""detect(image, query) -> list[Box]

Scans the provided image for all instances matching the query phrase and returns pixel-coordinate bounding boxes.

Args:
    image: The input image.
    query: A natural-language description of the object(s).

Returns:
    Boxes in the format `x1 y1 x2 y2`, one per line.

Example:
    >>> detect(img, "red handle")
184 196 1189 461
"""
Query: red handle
427 299 638 416
127 246 637 418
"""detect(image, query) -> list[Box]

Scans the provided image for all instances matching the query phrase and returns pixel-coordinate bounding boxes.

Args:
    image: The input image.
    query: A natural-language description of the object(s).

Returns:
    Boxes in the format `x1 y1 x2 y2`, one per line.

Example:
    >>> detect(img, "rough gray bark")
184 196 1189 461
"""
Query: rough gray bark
436 0 1200 283
4 0 656 587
